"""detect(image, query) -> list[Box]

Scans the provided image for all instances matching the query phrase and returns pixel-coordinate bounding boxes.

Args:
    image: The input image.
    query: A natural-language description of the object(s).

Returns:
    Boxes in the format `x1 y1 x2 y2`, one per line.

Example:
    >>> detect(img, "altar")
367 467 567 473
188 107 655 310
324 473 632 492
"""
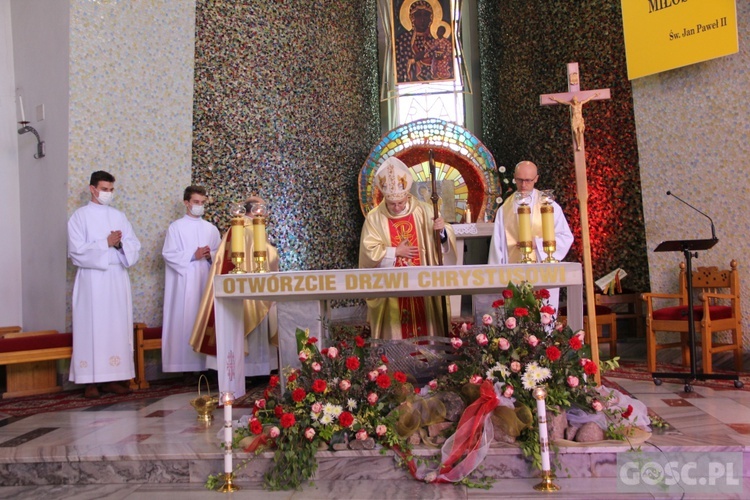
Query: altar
212 263 583 398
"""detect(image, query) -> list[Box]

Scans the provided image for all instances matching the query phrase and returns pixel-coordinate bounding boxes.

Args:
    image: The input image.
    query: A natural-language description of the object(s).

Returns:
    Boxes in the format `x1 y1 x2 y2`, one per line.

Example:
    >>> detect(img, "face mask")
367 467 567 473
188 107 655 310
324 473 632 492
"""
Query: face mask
97 190 113 206
190 205 205 217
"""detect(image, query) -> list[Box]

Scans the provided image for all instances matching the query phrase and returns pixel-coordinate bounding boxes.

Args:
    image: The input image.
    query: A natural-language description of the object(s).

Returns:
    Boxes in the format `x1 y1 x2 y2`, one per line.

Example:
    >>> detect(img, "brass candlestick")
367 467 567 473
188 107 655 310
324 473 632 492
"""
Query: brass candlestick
532 386 560 492
218 472 239 493
540 190 557 263
517 204 534 264
250 203 270 273
229 217 246 274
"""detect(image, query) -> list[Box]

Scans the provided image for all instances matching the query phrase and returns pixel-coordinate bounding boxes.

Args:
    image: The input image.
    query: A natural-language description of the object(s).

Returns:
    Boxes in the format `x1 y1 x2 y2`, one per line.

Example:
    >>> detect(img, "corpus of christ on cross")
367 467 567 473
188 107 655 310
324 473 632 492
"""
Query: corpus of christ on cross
540 62 611 385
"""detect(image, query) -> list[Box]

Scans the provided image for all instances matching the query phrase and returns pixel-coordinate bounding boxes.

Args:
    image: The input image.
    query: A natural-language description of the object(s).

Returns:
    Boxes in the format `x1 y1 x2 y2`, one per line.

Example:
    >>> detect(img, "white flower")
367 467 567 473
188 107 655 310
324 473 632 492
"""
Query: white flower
521 362 552 390
499 166 506 173
347 398 357 410
310 411 320 421
319 413 333 425
486 362 510 381
323 403 337 416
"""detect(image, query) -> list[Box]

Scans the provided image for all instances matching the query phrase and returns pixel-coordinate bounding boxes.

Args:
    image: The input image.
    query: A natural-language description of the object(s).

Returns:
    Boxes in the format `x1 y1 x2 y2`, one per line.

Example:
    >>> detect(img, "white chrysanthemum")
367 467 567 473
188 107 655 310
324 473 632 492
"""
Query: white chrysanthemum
347 398 357 410
319 413 333 425
331 404 343 417
323 403 337 416
521 371 536 390
522 362 552 390
486 362 510 381
310 411 320 421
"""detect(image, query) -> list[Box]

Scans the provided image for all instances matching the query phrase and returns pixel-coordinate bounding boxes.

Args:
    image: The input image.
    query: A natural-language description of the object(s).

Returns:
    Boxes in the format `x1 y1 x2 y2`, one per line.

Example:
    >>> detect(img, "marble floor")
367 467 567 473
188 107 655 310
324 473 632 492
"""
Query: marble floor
1 343 750 499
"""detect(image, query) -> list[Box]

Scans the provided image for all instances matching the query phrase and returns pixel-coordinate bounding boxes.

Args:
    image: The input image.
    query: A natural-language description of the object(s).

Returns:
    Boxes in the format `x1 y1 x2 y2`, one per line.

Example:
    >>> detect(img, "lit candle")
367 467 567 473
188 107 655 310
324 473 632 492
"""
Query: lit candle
517 205 532 243
18 96 26 122
253 217 267 253
223 394 233 473
534 387 551 472
464 206 472 224
541 205 555 243
230 217 244 254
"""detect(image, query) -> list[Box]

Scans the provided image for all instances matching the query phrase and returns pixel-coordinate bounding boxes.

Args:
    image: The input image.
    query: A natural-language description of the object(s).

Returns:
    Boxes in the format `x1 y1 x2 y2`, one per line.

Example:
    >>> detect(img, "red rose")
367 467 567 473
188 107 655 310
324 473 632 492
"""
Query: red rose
306 336 318 344
514 307 529 317
269 375 279 388
569 336 583 350
345 356 360 371
381 355 389 364
584 360 598 375
340 341 348 349
320 348 329 356
288 372 298 383
280 412 296 428
622 404 634 419
540 305 555 315
355 336 365 347
535 289 551 299
292 387 306 402
274 405 284 417
394 371 407 383
338 411 354 428
376 374 392 389
249 419 263 435
311 379 327 393
502 289 513 299
546 346 561 362
492 299 505 308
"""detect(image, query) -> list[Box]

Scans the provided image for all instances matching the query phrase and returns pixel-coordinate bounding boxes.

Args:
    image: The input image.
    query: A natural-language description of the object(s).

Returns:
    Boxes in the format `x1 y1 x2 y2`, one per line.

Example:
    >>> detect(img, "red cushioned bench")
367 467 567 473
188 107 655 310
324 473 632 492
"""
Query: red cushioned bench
0 328 73 398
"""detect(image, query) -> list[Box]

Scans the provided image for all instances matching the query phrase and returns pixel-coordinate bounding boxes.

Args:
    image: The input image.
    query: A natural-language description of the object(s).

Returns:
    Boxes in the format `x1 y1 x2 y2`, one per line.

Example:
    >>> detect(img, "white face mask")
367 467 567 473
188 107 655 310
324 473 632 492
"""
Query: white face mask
190 205 205 217
97 190 113 206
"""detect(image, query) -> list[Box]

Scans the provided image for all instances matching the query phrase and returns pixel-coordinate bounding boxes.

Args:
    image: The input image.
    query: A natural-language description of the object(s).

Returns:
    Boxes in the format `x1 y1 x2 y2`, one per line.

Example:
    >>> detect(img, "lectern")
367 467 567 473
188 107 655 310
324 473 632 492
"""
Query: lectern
652 238 742 392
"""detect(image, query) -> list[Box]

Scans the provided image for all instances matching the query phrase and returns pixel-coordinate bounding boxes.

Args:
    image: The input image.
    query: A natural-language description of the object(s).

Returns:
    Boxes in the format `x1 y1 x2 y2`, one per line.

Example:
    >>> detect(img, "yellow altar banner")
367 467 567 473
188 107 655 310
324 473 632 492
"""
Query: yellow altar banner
621 0 738 80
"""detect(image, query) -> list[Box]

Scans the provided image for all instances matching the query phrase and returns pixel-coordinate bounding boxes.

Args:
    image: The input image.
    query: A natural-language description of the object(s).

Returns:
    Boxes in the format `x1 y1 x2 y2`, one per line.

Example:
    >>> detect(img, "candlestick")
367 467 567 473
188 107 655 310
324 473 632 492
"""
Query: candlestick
517 204 533 263
229 216 245 274
218 391 240 493
540 190 557 263
250 203 269 273
532 386 560 491
464 206 472 224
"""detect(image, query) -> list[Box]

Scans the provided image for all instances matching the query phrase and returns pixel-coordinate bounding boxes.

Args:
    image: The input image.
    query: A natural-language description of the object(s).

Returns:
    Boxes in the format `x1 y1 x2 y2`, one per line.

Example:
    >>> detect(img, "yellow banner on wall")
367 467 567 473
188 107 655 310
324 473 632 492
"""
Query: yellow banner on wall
621 0 738 80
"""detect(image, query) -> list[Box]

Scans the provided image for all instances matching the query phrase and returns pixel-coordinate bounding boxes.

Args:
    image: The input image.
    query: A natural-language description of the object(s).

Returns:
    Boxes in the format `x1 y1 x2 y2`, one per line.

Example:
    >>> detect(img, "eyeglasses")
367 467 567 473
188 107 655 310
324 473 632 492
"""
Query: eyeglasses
514 177 537 184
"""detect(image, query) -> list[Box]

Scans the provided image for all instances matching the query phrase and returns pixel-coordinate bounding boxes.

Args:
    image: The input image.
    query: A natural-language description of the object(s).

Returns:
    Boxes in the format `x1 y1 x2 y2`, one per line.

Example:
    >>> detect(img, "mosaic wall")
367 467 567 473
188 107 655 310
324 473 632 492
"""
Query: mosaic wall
633 2 750 346
192 0 380 273
67 1 196 328
477 1 649 294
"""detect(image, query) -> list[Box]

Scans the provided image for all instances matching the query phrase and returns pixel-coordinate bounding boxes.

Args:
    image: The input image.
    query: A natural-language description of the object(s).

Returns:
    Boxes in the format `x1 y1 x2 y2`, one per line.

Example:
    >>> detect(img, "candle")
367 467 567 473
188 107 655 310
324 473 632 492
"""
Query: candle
517 205 532 242
230 217 244 254
464 206 472 224
253 217 267 253
223 397 233 473
541 204 555 242
18 96 26 122
534 387 551 472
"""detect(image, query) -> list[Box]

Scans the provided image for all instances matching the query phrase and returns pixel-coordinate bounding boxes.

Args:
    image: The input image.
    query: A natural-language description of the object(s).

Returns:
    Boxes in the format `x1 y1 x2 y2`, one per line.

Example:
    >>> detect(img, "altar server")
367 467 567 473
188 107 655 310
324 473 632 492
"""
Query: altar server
489 160 573 312
162 186 221 373
68 171 141 399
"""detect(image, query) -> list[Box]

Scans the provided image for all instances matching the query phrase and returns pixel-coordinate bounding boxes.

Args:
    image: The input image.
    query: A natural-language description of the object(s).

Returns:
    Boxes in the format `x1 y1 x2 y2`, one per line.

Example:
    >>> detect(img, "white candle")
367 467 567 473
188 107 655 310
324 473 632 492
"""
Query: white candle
536 395 551 471
18 96 26 122
223 395 233 473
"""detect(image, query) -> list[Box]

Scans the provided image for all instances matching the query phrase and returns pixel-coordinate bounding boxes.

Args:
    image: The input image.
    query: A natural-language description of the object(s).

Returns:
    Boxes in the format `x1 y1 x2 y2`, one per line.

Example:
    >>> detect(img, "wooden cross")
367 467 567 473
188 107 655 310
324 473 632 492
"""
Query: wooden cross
540 62 611 385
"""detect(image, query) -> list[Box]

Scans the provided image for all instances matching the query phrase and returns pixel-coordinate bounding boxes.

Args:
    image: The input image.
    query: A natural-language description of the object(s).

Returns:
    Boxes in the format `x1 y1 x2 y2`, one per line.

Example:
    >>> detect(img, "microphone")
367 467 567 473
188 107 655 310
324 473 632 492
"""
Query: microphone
666 191 717 240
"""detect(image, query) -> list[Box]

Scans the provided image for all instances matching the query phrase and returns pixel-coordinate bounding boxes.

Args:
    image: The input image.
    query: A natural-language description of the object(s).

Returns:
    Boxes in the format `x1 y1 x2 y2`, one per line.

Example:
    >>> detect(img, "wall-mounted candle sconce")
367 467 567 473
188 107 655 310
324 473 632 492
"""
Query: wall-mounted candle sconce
17 95 45 159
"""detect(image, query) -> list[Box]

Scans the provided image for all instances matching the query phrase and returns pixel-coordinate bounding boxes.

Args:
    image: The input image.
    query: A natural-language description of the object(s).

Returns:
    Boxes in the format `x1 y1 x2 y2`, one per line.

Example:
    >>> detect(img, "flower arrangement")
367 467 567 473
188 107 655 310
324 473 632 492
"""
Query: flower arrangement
440 282 623 466
216 327 414 490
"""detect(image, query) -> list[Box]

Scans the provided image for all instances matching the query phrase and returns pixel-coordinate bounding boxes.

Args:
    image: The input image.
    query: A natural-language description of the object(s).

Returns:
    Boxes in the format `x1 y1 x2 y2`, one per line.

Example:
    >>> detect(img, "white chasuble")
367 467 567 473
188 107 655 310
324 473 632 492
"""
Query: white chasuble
162 215 221 372
68 202 141 384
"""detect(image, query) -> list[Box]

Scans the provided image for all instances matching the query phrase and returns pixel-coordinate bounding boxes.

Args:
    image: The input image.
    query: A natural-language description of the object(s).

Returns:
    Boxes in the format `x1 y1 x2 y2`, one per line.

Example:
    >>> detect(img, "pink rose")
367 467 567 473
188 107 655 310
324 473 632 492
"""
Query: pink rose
460 322 469 333
567 376 579 388
540 312 552 325
510 361 521 373
475 333 489 346
428 379 438 390
498 338 510 350
312 362 322 372
502 385 514 398
255 398 266 409
527 335 539 347
304 427 316 441
482 314 493 325
448 363 458 373
356 429 368 441
575 330 585 343
311 402 323 413
298 351 309 362
470 375 483 384
376 424 387 436
339 379 351 391
592 400 603 412
368 370 379 381
327 346 339 359
269 426 280 438
450 337 463 349
377 364 388 374
580 358 591 367
505 317 517 329
367 392 379 405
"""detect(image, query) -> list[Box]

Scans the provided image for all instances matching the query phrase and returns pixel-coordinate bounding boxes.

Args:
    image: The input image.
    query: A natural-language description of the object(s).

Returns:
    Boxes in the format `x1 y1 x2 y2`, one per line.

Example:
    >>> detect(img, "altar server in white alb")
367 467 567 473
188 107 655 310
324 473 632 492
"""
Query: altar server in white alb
68 171 141 399
489 160 573 312
161 185 221 374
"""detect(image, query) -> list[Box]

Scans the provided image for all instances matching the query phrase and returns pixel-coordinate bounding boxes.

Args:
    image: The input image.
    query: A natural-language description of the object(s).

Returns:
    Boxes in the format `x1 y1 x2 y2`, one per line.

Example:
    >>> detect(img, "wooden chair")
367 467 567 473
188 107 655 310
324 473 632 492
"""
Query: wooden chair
558 305 618 358
0 328 73 398
132 323 162 390
642 260 743 374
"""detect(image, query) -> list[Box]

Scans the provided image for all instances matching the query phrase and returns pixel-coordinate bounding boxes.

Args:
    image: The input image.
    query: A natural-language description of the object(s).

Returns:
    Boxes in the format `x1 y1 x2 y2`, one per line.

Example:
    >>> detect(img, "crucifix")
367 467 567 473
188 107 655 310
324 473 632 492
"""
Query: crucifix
540 62 611 384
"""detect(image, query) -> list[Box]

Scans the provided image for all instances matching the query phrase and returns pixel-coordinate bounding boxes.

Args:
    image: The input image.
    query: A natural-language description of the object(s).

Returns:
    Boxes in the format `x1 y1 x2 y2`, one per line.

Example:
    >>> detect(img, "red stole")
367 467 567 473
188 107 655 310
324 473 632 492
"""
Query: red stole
388 214 428 338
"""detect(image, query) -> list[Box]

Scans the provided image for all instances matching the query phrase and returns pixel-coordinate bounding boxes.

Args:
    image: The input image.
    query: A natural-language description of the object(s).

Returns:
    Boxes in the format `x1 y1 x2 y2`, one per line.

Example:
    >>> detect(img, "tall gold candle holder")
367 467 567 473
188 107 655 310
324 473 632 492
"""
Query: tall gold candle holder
250 202 269 273
516 193 534 263
228 203 246 274
540 190 557 263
